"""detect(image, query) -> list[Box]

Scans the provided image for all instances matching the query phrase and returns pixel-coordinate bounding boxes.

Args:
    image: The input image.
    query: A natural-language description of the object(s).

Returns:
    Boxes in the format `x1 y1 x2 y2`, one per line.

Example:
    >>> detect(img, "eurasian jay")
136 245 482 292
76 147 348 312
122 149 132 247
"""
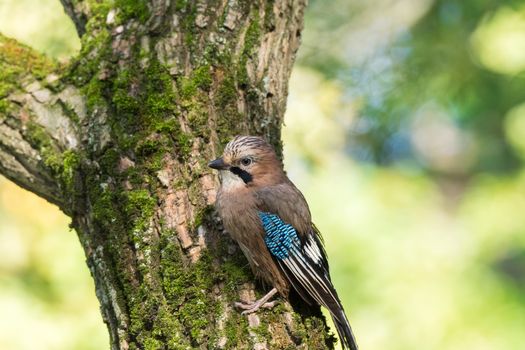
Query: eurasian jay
209 135 358 350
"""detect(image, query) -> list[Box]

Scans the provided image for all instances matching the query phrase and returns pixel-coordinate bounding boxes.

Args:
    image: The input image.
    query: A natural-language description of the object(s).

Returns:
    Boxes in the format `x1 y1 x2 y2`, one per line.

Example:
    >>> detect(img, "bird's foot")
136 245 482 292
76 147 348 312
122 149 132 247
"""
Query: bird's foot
234 287 278 315
234 300 278 314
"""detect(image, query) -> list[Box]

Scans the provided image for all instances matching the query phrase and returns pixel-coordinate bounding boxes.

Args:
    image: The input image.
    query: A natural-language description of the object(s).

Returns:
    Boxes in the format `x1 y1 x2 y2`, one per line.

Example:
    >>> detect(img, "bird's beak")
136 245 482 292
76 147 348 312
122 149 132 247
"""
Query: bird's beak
208 157 229 170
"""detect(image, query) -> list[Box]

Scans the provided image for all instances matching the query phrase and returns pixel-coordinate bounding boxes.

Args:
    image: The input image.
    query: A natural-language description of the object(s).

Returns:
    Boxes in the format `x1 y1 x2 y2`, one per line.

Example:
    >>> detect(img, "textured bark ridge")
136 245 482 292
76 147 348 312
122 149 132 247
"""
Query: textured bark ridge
0 1 337 349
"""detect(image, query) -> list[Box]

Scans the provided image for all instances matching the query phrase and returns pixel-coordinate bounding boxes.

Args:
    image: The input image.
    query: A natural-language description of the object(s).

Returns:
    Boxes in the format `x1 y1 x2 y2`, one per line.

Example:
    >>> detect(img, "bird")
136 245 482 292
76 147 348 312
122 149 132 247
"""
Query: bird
208 135 358 350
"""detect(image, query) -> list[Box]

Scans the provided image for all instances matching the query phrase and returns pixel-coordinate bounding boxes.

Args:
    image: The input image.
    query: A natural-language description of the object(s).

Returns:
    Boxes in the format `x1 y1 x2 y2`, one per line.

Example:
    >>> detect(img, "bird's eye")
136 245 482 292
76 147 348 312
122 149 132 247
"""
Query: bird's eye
240 157 252 166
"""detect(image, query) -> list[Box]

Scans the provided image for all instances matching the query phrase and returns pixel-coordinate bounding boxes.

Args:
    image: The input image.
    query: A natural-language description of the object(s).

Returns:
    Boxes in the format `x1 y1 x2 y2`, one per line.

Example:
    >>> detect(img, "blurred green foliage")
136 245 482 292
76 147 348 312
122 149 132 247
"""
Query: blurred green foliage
0 179 108 349
1 0 525 349
301 0 525 174
0 0 79 59
286 0 525 349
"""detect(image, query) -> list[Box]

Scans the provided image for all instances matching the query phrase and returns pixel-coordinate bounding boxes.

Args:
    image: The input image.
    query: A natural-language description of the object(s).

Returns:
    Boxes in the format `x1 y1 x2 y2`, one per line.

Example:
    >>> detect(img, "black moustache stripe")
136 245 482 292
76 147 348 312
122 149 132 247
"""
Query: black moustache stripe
229 167 253 184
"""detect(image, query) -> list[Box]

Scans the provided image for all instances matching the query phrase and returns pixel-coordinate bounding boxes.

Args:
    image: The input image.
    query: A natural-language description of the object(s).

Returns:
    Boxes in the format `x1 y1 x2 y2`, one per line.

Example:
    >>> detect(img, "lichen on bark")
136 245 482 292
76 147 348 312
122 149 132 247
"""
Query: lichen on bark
0 0 338 349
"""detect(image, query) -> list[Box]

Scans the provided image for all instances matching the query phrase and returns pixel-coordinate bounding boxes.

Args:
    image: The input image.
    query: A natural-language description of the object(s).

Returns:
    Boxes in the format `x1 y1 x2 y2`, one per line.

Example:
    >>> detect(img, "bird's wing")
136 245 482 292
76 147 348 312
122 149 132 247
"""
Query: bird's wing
259 212 330 300
254 182 330 282
258 211 358 349
257 211 335 307
256 193 359 349
255 182 312 239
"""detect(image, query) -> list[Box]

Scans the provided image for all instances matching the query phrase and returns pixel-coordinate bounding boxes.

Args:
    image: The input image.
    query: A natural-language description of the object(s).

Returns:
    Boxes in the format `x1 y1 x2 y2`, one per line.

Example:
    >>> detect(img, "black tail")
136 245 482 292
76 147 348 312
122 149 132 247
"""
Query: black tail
331 309 358 350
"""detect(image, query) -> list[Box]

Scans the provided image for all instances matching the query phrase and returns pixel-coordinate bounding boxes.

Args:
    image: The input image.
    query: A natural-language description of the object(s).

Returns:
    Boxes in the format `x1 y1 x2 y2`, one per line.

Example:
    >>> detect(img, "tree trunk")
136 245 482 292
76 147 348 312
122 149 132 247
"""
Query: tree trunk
0 0 336 349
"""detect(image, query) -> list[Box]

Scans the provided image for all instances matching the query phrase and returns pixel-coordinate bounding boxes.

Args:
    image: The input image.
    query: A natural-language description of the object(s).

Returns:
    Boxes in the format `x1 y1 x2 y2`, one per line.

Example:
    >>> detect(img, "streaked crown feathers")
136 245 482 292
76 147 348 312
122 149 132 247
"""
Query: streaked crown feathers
222 136 276 164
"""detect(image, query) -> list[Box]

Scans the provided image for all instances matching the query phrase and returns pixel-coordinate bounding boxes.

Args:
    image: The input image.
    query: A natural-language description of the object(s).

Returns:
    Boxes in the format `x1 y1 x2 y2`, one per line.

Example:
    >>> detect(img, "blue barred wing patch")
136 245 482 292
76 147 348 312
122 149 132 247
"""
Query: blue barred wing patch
258 212 301 260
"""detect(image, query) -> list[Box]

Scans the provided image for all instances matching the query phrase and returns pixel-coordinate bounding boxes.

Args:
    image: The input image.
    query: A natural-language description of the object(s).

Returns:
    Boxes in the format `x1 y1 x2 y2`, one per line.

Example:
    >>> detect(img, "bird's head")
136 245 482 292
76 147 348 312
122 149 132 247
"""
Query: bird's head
208 136 284 189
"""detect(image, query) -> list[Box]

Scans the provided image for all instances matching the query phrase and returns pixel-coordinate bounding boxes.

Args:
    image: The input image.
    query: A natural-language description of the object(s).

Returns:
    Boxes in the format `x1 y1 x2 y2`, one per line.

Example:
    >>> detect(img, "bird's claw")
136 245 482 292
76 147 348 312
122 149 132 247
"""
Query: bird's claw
235 300 278 315
234 287 278 315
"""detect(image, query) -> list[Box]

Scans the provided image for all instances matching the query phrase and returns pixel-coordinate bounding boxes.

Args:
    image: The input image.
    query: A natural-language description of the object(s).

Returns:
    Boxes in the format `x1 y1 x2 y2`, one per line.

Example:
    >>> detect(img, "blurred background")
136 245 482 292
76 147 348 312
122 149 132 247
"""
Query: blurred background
1 0 525 349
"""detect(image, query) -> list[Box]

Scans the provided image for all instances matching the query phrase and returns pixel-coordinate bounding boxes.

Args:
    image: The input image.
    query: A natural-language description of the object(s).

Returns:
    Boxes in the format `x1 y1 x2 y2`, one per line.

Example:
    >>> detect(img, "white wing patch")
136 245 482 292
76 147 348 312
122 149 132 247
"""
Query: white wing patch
303 235 323 265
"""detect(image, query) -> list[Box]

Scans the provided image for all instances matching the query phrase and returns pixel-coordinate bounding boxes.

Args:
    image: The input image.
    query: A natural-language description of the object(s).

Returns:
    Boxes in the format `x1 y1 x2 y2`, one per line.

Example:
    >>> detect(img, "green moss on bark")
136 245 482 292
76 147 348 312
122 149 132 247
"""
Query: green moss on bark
22 122 81 198
0 33 56 117
125 189 156 233
115 0 150 23
237 13 261 86
0 34 56 95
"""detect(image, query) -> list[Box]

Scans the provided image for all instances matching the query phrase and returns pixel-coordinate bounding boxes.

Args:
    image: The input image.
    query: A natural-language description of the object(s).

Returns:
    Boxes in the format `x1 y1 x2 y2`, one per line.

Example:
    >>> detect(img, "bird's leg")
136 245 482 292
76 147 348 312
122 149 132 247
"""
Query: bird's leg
234 287 278 315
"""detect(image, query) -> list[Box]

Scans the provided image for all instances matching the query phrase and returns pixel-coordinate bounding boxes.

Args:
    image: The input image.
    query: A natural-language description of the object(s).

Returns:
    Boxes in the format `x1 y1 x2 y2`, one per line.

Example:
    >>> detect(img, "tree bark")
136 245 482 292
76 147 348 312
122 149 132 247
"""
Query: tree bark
0 1 336 349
